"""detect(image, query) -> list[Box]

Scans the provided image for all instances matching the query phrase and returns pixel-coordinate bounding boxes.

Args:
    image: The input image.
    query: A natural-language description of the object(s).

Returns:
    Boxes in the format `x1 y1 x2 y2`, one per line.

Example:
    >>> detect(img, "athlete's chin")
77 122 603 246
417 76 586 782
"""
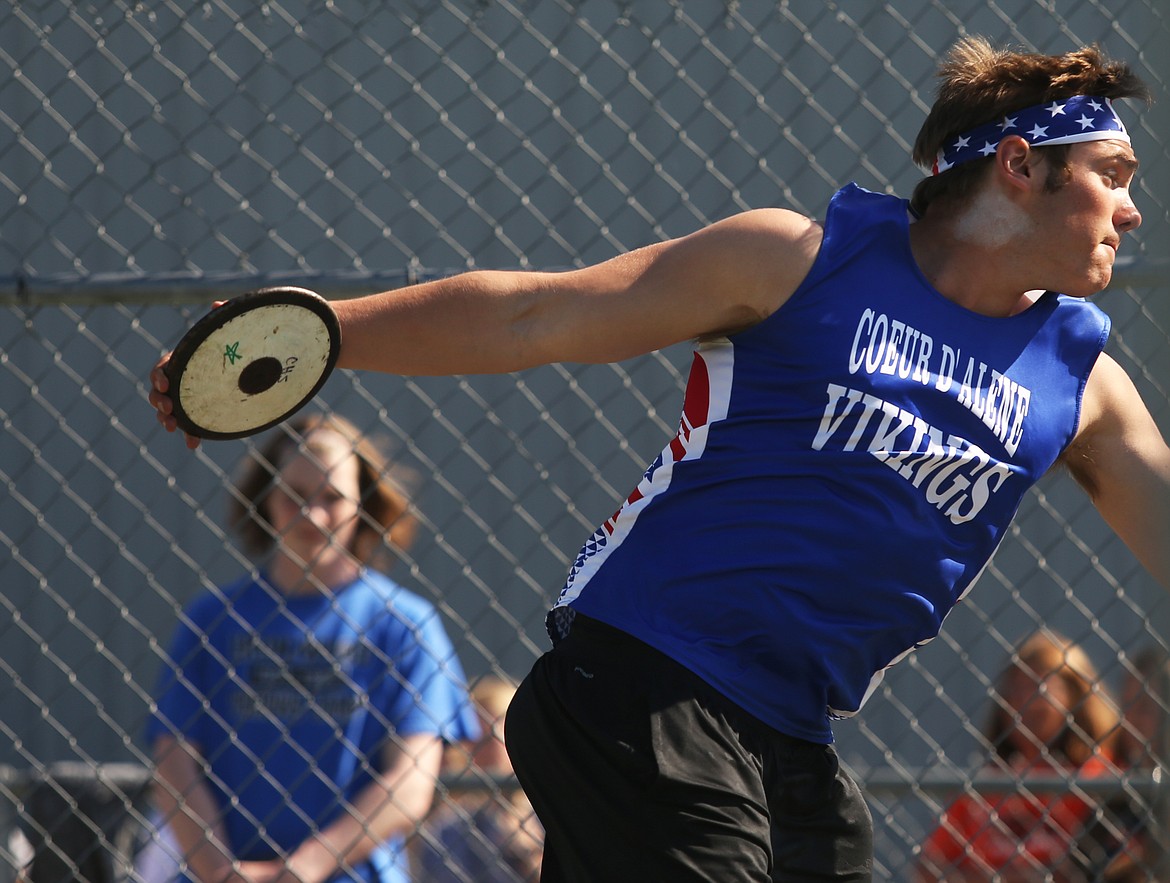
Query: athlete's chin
1088 265 1114 295
1090 248 1118 289
1062 262 1114 298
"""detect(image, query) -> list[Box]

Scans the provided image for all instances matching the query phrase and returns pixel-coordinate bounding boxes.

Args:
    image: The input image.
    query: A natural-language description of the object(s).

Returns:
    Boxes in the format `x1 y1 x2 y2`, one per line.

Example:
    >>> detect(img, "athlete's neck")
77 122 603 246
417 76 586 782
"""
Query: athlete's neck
909 200 1041 318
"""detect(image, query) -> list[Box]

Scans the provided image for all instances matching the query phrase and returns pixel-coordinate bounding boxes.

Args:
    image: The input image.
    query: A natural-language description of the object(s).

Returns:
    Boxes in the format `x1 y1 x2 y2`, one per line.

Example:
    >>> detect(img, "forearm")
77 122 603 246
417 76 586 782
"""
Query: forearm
281 775 436 883
333 271 552 376
152 738 235 883
284 736 443 883
503 796 544 878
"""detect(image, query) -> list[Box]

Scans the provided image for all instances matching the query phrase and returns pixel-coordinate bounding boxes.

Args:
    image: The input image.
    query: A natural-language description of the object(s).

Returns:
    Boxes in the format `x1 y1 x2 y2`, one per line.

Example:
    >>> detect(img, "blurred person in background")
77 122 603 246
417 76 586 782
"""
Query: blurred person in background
140 413 479 883
1115 648 1169 771
1074 647 1170 882
415 675 544 882
916 630 1121 882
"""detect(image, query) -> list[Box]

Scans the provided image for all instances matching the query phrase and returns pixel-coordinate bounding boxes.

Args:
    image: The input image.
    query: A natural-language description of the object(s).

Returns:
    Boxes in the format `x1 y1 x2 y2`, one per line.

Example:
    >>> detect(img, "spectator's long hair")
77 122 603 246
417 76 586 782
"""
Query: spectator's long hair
985 630 1119 767
911 37 1149 215
229 412 418 565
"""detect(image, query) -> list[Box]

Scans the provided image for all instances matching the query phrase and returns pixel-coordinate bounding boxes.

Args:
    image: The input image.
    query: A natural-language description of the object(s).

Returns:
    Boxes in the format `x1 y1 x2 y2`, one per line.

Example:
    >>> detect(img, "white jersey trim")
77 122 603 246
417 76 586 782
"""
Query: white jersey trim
554 338 735 608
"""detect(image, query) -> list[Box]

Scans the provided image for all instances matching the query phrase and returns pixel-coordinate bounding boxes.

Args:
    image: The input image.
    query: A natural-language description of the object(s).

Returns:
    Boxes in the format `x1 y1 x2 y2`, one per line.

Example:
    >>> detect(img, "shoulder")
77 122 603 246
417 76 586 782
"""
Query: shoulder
1050 291 1110 335
704 206 823 255
672 206 825 323
181 574 256 624
737 185 907 282
358 569 438 623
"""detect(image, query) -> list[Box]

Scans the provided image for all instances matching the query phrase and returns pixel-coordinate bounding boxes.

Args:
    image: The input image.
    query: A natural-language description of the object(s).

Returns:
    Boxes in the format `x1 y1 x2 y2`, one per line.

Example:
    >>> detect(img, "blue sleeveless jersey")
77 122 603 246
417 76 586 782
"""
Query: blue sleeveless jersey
552 184 1109 743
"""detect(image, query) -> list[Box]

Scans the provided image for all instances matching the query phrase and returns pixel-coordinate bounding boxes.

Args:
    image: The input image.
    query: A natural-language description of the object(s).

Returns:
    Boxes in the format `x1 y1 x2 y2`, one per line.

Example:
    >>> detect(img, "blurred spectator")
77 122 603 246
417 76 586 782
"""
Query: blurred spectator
139 413 479 883
1074 647 1170 882
916 630 1120 882
1115 648 1170 771
414 676 543 882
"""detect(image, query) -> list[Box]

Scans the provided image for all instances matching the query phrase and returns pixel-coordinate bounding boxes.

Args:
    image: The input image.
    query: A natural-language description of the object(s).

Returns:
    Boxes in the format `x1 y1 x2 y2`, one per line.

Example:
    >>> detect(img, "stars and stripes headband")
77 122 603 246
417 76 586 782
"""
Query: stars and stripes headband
932 95 1130 175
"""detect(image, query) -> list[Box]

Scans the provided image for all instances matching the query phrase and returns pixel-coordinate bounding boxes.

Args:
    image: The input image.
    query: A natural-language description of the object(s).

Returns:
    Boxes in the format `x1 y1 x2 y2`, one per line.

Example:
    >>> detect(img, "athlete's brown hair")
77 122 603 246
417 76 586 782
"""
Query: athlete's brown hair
911 37 1149 215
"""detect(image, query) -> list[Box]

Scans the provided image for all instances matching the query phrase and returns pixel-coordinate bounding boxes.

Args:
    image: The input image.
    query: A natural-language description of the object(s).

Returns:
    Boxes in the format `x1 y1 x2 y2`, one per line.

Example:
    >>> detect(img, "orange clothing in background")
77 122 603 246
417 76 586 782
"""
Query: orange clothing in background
923 757 1109 876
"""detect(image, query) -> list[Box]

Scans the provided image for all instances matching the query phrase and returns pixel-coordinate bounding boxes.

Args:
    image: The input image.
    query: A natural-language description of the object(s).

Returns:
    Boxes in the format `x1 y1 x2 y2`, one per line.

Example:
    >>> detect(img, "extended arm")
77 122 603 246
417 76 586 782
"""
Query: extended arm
149 208 823 445
1063 352 1170 587
331 207 821 375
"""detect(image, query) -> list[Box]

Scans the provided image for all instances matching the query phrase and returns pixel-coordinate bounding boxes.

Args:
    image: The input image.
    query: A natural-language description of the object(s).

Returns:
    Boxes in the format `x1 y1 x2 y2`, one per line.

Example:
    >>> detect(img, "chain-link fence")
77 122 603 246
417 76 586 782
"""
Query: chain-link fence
3 1 1170 880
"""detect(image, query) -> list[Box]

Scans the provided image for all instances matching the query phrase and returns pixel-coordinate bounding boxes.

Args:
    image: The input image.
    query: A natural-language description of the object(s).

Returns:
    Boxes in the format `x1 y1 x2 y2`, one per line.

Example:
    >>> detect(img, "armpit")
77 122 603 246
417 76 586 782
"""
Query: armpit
1059 438 1102 500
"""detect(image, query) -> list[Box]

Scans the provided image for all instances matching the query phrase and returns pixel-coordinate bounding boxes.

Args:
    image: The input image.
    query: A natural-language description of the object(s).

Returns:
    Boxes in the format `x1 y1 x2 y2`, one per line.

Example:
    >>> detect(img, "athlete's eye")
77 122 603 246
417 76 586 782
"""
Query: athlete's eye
1102 160 1138 189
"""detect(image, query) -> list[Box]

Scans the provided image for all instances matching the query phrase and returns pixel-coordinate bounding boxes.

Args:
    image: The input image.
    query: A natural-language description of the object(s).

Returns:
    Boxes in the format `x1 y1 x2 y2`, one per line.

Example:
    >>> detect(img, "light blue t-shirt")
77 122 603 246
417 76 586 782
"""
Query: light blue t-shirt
148 569 479 882
553 184 1109 743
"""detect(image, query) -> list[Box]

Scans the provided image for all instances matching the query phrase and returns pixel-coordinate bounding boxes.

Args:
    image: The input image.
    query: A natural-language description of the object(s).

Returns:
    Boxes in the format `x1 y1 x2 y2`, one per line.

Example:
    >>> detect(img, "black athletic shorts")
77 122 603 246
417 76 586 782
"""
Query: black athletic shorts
505 612 873 882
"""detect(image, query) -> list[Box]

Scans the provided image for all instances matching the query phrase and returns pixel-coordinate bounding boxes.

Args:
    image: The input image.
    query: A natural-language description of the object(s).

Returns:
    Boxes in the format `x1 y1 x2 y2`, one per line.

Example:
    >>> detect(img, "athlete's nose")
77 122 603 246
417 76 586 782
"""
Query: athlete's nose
1116 189 1142 234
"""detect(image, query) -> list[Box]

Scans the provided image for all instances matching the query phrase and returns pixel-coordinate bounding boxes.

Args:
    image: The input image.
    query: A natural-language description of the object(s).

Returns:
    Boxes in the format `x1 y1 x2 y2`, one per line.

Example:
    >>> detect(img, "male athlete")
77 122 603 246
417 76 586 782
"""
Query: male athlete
150 38 1170 883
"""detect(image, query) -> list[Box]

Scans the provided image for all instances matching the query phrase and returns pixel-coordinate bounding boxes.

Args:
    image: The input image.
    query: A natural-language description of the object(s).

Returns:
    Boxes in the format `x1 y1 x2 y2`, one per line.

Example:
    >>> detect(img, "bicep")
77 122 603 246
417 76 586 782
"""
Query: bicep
525 208 823 365
1063 353 1170 588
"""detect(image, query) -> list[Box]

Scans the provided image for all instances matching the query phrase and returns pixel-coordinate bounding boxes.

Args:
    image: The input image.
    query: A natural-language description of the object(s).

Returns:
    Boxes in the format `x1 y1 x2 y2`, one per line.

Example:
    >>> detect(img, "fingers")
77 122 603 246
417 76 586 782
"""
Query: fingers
148 355 175 424
148 296 231 450
150 357 170 393
151 400 200 448
148 351 201 449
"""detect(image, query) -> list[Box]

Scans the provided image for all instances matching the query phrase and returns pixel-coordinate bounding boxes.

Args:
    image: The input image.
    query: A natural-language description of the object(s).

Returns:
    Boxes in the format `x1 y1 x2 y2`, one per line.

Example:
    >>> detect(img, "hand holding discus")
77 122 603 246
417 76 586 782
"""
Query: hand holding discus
149 287 341 448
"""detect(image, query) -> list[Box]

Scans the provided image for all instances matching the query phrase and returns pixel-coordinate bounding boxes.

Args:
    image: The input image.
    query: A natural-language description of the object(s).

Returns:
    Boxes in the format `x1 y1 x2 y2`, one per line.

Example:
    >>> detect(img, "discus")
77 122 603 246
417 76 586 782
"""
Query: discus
165 286 341 440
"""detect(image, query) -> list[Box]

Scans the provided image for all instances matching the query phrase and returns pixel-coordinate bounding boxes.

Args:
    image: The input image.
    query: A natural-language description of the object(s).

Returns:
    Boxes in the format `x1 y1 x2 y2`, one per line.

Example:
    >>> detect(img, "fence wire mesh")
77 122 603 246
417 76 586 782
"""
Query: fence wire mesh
2 1 1170 880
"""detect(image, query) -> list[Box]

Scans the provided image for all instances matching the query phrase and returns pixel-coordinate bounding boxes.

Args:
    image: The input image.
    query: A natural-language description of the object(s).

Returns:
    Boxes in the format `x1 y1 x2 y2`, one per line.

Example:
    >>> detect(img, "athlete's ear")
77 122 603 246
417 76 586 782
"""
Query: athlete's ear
996 135 1037 191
